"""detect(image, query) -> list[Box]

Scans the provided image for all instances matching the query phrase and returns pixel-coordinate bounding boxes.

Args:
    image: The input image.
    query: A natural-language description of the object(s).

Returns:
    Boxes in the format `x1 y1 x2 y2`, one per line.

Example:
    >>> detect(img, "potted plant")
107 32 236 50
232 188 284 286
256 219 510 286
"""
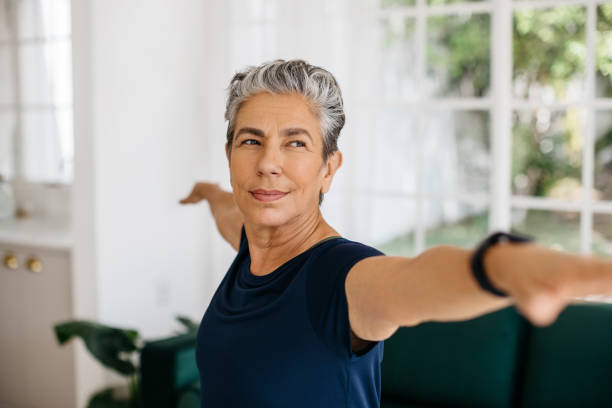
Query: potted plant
53 316 198 408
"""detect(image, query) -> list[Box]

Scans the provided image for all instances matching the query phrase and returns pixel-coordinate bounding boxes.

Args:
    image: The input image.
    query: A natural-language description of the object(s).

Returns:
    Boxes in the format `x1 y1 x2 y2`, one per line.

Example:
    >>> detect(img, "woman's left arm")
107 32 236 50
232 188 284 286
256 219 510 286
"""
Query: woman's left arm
344 242 612 342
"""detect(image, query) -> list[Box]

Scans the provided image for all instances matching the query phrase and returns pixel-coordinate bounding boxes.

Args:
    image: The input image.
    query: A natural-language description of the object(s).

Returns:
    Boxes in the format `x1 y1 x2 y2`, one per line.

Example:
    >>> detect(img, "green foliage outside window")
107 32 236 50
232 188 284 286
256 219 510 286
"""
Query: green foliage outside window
597 5 612 97
378 2 612 256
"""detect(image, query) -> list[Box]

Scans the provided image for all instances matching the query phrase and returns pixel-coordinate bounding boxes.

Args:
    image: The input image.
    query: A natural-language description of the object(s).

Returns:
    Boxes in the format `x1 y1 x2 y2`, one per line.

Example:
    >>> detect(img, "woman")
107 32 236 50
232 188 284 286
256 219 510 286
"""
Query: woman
180 59 612 408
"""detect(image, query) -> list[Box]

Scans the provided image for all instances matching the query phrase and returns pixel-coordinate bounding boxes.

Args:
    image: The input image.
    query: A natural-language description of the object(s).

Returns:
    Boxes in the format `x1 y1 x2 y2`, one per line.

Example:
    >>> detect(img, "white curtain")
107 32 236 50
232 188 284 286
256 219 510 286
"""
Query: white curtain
0 0 73 183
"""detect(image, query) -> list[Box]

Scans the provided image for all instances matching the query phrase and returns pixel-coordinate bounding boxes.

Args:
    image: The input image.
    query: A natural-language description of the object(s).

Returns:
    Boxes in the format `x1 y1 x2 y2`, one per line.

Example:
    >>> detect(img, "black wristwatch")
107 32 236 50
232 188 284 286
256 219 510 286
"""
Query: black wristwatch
470 231 534 297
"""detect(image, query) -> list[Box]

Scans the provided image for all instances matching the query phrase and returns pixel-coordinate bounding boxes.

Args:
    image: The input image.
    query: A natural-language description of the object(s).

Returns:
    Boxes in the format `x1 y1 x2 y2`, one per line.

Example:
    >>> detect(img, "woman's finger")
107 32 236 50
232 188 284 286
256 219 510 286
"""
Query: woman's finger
180 195 199 204
514 290 566 327
179 182 219 205
179 185 202 204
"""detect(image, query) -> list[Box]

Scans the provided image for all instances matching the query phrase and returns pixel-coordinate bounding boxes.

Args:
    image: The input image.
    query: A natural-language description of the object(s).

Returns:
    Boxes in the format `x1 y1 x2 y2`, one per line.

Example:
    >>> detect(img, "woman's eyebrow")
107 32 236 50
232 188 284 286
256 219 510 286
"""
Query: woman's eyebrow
235 127 313 142
235 127 264 137
282 128 312 142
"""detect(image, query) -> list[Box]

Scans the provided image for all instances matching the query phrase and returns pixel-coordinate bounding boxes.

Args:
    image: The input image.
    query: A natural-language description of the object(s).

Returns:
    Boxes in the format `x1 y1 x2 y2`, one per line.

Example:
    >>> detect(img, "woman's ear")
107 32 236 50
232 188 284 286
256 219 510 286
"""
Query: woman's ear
321 150 343 194
225 143 231 166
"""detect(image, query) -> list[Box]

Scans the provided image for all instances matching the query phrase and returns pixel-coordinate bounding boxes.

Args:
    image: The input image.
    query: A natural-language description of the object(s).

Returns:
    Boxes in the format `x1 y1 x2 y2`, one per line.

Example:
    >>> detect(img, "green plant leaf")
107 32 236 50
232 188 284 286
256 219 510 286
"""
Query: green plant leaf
87 387 132 408
53 320 140 375
176 315 199 332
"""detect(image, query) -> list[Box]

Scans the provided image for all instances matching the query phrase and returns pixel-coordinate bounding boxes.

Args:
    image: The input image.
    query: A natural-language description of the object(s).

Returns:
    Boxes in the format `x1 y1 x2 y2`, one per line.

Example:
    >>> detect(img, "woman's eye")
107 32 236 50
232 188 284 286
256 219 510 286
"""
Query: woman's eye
239 139 304 147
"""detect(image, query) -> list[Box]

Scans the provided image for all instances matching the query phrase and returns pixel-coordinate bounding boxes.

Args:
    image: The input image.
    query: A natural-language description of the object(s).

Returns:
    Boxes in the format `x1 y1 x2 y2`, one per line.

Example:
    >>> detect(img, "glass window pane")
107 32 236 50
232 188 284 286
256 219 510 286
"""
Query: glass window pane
511 208 580 254
423 110 490 195
38 0 71 38
380 16 416 102
17 0 70 39
19 43 49 104
513 6 586 103
372 107 417 194
596 4 612 98
427 13 490 98
17 0 38 39
21 108 72 183
0 0 14 42
428 0 487 4
595 111 612 201
370 196 417 257
381 0 415 8
18 40 72 105
425 199 489 249
593 213 612 260
0 112 15 179
512 109 584 200
55 107 73 178
0 46 14 104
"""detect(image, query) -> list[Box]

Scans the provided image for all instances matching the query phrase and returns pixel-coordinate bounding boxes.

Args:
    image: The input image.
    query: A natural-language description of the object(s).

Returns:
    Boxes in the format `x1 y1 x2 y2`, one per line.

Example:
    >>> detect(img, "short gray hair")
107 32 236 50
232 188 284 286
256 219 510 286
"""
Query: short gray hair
224 59 345 206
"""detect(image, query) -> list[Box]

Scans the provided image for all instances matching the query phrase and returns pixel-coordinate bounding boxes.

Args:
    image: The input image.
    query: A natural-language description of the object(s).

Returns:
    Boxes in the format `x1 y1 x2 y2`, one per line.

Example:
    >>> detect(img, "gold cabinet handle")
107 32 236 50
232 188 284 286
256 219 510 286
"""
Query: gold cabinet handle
3 254 18 270
27 258 43 273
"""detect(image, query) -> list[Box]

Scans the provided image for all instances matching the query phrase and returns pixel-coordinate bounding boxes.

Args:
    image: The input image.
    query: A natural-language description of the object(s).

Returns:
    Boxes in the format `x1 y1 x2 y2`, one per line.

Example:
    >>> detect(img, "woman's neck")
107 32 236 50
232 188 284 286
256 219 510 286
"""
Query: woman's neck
245 213 339 276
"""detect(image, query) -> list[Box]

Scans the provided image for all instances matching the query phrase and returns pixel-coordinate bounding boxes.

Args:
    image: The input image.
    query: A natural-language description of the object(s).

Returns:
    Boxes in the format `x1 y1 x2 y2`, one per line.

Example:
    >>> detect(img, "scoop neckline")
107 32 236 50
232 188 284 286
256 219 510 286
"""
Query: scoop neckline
244 235 343 280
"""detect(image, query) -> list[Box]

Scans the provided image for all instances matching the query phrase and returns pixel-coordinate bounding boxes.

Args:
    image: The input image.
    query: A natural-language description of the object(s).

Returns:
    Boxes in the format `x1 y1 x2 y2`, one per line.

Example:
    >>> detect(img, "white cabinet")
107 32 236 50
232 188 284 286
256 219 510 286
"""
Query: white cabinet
0 243 76 408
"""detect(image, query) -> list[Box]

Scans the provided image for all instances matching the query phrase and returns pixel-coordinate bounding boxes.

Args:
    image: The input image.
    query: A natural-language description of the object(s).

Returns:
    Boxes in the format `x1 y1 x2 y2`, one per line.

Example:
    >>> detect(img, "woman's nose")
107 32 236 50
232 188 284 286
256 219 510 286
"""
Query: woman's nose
256 144 282 175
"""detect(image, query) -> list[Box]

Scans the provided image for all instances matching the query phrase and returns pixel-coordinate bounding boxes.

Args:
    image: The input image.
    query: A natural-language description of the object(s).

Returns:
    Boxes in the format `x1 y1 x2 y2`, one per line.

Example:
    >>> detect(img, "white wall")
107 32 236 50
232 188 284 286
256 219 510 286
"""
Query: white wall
72 1 240 403
198 0 241 294
88 0 214 338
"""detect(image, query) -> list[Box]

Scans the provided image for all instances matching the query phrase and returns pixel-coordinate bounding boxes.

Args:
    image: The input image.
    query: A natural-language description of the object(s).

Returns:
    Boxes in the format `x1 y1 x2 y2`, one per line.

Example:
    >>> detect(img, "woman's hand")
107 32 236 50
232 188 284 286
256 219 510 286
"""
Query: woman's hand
179 182 222 205
179 181 243 250
486 242 612 327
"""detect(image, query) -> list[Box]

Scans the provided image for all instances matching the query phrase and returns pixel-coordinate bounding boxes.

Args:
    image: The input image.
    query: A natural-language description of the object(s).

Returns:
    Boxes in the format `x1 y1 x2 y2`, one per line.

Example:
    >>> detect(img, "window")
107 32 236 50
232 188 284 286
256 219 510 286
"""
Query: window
374 0 612 266
0 0 73 184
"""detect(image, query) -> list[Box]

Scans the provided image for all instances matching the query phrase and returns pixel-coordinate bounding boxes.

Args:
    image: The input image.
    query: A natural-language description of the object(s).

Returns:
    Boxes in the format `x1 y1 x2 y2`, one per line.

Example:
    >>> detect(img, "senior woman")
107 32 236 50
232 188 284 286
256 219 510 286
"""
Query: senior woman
180 59 612 408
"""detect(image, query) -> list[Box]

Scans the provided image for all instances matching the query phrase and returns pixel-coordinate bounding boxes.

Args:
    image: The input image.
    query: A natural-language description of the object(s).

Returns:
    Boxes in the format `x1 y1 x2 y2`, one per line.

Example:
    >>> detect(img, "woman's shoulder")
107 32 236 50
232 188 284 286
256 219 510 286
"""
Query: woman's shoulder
319 236 385 262
305 237 385 300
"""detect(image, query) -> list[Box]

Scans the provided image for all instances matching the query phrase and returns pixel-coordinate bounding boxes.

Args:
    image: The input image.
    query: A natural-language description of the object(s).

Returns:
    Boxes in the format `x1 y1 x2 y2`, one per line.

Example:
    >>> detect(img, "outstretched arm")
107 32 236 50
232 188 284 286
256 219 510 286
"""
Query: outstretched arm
179 182 244 251
345 239 612 342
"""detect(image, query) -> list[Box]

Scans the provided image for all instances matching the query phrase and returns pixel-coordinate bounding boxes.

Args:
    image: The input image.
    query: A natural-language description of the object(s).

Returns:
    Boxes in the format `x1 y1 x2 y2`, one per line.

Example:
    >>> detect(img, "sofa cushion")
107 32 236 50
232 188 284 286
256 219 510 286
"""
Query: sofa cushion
518 302 612 408
381 306 528 408
176 381 200 408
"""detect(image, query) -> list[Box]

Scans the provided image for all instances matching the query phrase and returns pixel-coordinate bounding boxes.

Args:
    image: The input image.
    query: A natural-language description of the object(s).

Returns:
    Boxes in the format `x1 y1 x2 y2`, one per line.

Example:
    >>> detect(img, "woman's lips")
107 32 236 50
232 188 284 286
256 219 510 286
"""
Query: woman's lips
250 191 288 202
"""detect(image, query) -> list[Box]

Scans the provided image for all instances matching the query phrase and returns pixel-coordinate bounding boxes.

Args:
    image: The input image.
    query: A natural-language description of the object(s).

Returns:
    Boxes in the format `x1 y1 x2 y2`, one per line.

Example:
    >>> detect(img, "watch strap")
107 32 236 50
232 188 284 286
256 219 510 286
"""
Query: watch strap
470 231 534 297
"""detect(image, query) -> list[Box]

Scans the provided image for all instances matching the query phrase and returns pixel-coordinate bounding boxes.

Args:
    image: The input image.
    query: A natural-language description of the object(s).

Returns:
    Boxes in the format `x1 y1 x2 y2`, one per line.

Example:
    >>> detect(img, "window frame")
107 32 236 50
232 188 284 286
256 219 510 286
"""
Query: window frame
0 0 74 186
378 0 611 257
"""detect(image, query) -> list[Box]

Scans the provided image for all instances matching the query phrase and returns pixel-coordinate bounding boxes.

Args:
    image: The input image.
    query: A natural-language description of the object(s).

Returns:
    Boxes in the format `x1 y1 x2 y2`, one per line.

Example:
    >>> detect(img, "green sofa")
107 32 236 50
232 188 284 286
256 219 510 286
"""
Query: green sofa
139 302 612 407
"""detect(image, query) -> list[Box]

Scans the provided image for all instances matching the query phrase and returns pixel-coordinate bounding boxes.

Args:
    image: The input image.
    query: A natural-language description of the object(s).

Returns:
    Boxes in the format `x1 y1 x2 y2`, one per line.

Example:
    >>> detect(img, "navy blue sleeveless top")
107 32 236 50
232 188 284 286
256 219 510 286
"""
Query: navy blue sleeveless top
196 226 386 407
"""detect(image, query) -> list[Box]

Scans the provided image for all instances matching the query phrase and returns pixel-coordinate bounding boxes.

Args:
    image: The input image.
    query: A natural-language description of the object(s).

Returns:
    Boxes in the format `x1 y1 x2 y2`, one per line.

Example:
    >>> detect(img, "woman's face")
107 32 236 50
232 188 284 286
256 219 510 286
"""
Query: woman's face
226 92 342 229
